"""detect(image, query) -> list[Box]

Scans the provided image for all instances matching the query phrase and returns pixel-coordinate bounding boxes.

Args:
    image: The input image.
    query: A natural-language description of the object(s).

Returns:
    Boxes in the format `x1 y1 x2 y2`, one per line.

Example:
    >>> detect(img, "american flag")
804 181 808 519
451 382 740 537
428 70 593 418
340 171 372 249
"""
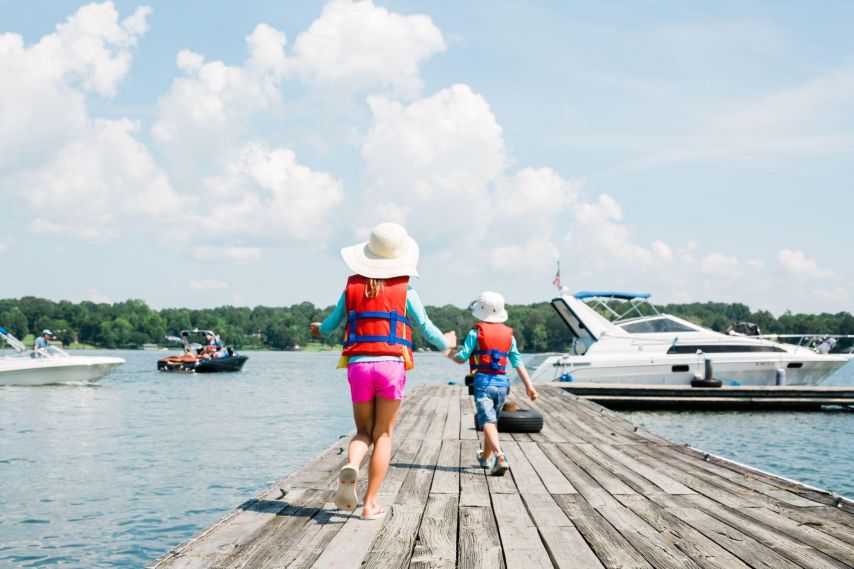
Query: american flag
552 260 561 289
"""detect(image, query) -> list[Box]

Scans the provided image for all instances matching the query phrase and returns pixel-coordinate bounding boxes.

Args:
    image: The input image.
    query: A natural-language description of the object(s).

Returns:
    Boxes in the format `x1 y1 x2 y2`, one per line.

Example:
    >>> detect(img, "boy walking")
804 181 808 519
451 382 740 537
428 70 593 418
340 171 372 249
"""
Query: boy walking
448 291 537 475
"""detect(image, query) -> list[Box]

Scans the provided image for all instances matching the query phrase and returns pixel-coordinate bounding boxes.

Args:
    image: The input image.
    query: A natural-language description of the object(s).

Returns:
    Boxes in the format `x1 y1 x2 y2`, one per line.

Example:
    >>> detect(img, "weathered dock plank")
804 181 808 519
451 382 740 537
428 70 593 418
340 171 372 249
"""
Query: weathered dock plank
150 384 854 569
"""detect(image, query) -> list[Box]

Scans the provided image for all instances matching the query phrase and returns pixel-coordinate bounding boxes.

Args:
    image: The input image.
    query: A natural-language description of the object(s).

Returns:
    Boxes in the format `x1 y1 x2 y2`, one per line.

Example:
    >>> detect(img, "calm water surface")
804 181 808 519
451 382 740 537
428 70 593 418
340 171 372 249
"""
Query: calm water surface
0 351 852 567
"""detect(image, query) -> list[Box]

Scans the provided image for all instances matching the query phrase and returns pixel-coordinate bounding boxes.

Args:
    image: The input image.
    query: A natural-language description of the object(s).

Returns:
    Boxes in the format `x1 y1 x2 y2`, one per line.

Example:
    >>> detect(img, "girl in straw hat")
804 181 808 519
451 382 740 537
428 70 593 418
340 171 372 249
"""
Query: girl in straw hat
310 222 456 520
448 291 537 476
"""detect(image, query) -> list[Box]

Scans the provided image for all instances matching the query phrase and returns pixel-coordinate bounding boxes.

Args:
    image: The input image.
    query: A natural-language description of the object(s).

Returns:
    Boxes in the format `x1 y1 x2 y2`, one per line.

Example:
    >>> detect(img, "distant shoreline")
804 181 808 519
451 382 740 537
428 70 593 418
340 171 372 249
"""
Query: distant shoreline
2 296 851 353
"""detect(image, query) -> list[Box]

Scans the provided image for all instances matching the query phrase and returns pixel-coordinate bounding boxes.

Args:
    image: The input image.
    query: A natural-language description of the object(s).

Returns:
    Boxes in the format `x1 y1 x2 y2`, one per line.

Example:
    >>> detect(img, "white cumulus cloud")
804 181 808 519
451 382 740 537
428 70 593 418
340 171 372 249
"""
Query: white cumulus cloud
152 23 288 171
777 249 838 280
23 118 182 241
699 252 742 276
290 0 445 98
199 143 343 243
361 84 506 247
0 2 150 172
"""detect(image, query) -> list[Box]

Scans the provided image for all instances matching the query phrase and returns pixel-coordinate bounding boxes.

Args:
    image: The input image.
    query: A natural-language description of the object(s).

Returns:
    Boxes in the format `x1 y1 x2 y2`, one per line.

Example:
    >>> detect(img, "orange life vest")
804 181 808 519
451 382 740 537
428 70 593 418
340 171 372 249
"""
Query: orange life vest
342 275 414 367
469 322 513 375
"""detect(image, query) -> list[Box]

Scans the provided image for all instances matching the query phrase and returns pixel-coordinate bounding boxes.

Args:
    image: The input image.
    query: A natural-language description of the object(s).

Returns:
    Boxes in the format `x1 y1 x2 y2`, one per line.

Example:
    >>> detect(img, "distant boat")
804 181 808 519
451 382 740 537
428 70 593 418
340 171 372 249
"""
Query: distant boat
157 329 248 373
528 291 852 386
1 327 124 386
142 343 160 351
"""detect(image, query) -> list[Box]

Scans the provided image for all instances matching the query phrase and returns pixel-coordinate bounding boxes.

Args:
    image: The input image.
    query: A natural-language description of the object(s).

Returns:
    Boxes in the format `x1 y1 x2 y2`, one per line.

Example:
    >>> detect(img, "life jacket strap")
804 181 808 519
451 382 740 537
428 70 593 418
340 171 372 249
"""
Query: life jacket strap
343 310 414 348
471 348 508 371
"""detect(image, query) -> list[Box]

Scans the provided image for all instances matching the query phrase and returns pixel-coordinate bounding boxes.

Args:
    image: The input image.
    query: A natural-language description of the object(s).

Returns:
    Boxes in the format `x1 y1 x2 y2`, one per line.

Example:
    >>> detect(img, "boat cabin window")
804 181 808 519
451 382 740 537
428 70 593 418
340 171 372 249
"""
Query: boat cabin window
619 317 696 334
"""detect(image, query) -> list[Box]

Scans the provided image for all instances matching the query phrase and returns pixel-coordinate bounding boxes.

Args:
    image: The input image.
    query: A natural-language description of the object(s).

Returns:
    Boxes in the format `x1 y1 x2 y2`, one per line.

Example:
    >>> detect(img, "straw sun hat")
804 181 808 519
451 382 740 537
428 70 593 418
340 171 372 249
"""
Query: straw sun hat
471 291 508 323
341 222 420 279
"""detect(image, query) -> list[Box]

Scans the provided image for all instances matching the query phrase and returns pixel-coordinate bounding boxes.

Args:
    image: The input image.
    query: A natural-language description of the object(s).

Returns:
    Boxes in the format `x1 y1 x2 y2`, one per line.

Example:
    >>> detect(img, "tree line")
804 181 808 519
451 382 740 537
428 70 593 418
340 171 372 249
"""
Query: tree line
1 296 851 352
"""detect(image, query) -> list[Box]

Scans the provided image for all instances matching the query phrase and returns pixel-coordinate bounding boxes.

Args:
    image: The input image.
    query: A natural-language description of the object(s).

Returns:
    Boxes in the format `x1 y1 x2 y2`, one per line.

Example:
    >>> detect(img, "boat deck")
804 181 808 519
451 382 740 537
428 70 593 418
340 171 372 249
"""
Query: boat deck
150 384 854 569
550 382 854 411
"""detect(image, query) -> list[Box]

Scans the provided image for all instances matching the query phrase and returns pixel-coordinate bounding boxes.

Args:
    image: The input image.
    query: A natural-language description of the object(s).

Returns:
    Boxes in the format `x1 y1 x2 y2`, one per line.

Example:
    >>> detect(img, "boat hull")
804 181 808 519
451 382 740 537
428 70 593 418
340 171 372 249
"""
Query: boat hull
157 355 248 373
0 356 125 386
529 353 850 386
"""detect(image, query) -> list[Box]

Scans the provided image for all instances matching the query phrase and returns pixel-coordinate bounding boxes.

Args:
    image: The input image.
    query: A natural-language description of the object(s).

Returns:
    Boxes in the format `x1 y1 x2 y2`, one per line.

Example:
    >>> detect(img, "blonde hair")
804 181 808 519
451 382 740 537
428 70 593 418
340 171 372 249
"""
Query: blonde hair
365 278 385 299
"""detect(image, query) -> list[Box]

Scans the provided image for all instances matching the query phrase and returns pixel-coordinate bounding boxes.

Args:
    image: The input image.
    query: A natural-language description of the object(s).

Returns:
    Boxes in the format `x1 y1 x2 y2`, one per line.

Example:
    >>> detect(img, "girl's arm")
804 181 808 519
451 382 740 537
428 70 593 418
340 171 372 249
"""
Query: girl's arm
310 293 346 338
406 289 454 351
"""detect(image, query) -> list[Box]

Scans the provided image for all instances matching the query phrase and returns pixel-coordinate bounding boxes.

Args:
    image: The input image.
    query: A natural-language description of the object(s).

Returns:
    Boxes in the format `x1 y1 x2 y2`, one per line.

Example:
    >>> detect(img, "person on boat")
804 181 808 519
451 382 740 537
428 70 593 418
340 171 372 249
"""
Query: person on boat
201 332 223 358
33 329 52 358
447 291 537 476
309 222 456 520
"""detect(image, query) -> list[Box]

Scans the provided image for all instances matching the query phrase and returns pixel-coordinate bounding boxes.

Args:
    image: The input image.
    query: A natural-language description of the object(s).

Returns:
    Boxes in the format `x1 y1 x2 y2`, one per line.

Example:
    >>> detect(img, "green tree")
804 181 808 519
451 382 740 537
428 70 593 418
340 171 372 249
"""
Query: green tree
1 307 29 338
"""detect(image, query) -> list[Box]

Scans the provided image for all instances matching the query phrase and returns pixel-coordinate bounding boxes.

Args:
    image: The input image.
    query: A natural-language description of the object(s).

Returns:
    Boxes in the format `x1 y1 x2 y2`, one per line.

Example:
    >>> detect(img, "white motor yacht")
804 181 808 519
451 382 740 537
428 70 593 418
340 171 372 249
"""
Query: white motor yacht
528 291 852 386
0 327 124 386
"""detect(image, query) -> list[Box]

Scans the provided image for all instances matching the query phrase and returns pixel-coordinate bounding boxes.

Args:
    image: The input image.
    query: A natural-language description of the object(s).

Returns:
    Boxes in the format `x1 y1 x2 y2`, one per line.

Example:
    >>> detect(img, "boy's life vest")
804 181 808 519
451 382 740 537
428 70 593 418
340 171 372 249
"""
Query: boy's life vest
341 275 414 369
469 322 513 375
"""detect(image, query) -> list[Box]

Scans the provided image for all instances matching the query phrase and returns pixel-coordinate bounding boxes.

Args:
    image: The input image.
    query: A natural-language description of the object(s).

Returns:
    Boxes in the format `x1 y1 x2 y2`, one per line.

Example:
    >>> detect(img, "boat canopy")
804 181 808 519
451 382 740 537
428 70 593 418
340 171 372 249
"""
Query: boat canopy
573 291 652 301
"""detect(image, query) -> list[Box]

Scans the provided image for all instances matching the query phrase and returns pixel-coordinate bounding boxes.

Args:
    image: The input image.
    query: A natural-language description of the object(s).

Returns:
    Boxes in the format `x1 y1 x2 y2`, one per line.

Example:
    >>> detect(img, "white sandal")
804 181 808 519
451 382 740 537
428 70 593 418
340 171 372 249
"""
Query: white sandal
334 465 358 512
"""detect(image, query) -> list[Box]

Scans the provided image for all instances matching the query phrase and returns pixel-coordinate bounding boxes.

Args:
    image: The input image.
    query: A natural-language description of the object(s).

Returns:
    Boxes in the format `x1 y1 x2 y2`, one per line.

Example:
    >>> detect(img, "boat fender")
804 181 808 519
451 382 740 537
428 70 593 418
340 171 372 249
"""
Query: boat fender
775 368 786 386
496 408 544 433
559 372 574 382
690 376 722 388
464 374 475 395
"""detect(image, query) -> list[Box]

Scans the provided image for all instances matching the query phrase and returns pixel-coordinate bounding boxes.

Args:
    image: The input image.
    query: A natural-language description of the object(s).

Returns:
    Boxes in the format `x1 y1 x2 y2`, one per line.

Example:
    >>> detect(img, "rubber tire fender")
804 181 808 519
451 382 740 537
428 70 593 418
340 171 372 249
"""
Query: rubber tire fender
497 408 544 433
690 377 722 388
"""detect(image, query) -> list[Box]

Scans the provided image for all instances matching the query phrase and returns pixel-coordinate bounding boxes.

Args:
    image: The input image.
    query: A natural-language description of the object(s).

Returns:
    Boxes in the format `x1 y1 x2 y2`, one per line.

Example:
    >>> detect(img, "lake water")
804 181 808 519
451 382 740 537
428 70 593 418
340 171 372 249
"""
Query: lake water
0 350 852 567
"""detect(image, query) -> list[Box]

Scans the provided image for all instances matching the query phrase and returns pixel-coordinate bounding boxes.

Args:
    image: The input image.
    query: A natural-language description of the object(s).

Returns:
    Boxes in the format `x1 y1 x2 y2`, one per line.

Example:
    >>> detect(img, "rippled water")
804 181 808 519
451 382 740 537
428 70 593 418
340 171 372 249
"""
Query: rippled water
0 351 852 567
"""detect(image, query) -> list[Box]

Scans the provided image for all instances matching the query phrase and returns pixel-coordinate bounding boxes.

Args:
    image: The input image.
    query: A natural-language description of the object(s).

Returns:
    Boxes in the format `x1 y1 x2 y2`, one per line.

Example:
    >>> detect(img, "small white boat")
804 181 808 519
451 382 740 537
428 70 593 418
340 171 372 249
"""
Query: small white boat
528 291 852 386
0 327 124 386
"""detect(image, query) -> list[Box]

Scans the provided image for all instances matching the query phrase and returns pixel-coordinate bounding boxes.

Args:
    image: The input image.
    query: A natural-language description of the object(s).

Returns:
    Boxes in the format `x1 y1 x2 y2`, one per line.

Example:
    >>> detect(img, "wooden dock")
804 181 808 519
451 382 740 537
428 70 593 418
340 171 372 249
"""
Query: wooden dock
550 383 854 411
150 384 854 569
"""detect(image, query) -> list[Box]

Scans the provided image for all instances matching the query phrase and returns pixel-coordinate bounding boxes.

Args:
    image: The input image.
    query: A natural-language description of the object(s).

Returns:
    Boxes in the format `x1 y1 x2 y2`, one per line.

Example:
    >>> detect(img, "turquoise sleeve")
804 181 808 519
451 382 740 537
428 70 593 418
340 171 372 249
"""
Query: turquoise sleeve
406 288 449 350
508 336 524 368
318 293 346 337
454 329 478 361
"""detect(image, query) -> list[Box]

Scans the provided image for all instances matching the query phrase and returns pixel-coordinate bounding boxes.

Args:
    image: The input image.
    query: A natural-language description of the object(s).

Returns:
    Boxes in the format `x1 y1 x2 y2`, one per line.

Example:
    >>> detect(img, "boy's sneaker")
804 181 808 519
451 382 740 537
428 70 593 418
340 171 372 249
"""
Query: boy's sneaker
476 449 492 468
491 453 509 476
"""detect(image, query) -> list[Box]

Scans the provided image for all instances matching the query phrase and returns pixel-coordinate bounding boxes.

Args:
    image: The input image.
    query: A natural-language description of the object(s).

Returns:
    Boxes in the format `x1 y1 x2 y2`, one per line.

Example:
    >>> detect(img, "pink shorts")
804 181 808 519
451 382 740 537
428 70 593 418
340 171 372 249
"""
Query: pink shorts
347 361 407 403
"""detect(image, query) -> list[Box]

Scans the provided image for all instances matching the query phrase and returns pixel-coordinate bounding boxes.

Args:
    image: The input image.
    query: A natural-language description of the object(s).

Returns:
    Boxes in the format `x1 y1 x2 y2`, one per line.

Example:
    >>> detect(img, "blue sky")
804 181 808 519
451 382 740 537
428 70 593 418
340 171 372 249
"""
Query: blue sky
1 0 851 314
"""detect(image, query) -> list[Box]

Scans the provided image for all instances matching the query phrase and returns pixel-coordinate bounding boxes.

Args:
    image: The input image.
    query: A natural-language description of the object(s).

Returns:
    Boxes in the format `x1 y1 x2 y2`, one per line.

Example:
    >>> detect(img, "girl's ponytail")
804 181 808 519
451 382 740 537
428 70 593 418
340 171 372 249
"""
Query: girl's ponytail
365 278 385 299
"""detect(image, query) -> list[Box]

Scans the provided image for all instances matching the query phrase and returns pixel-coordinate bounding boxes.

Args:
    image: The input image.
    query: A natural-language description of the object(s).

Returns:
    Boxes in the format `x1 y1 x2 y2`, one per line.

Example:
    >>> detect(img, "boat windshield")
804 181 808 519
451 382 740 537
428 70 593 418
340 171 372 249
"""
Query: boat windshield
618 317 698 334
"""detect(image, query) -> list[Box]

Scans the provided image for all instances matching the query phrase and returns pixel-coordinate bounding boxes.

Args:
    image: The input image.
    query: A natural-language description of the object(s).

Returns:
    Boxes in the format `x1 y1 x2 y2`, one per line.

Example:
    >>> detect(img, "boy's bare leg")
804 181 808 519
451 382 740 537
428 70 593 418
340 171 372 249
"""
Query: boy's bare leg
362 397 401 516
481 422 501 461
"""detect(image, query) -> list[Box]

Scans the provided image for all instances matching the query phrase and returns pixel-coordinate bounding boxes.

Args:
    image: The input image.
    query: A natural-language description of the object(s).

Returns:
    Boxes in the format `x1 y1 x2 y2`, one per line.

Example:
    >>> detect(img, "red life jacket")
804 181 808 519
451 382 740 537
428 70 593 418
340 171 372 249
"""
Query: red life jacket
342 275 414 367
469 322 513 375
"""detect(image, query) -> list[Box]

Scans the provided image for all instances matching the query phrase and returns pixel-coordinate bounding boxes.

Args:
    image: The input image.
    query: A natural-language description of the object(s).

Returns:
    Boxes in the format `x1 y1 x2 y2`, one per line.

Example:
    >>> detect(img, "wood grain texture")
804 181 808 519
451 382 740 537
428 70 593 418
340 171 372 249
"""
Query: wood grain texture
149 384 854 569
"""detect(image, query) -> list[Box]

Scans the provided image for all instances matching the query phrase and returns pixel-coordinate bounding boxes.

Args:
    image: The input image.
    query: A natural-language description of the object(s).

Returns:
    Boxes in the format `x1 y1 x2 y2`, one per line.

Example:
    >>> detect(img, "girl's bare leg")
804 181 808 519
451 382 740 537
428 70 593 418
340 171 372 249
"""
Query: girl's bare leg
362 397 402 516
348 401 375 469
